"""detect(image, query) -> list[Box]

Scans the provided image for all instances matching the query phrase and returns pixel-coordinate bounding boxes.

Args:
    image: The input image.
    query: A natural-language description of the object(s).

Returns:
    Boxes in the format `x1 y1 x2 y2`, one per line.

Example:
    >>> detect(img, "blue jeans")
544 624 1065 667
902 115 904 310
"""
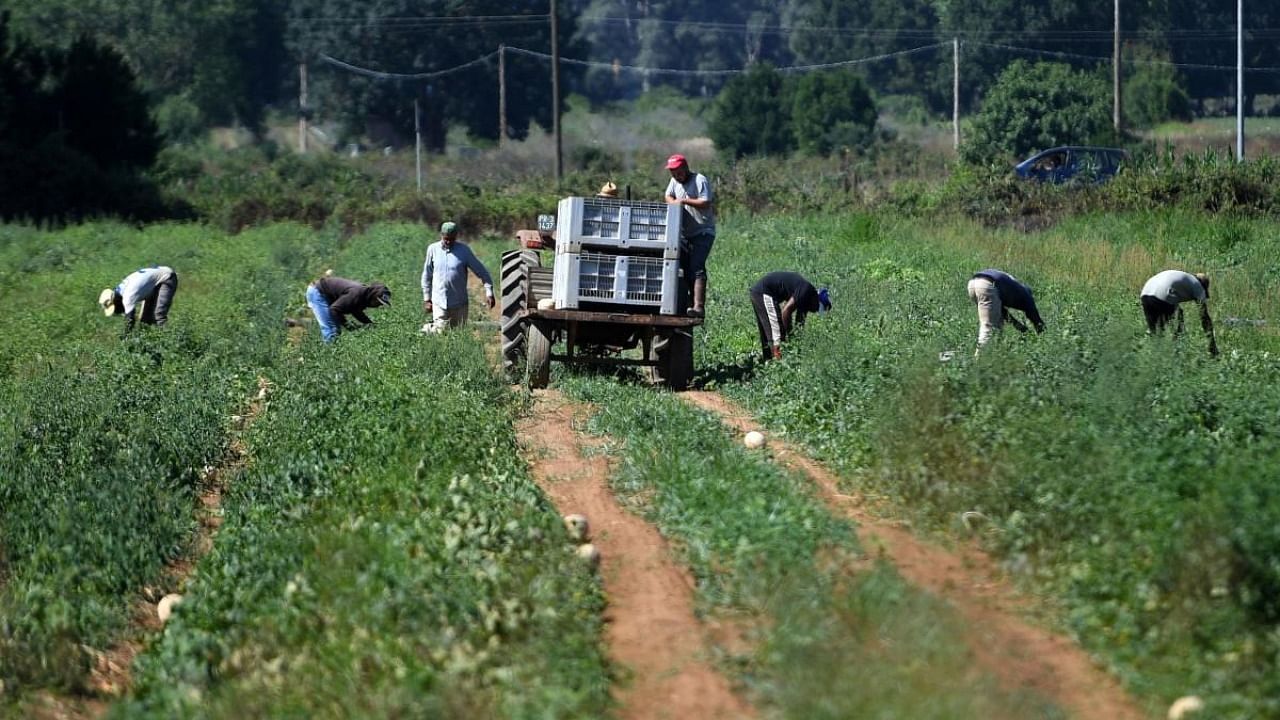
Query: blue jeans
306 285 339 343
686 232 715 280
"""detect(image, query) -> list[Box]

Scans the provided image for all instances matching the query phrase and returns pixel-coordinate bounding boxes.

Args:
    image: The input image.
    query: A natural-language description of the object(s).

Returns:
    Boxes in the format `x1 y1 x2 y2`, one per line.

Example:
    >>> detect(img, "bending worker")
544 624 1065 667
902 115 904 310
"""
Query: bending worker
749 271 831 361
967 268 1045 351
306 275 391 343
664 154 715 317
1140 270 1218 356
97 265 178 334
421 221 494 333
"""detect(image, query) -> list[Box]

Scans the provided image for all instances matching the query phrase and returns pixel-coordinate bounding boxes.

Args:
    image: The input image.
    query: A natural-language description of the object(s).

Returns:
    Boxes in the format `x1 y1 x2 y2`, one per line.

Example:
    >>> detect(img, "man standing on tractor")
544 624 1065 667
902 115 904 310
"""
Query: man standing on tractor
1140 270 1218 356
421 221 495 333
749 271 831 362
967 268 1046 353
97 265 179 335
664 154 715 318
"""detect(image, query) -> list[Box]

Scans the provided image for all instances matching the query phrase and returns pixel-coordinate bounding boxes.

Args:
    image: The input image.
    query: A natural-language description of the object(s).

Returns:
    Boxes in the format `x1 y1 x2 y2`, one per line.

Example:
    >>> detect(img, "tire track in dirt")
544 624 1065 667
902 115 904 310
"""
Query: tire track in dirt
516 389 754 720
682 390 1147 720
31 377 272 720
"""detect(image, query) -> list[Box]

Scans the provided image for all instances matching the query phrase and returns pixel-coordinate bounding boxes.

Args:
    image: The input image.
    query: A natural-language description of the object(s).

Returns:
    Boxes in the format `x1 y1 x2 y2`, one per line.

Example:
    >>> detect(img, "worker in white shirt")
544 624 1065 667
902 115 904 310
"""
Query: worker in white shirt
97 265 178 334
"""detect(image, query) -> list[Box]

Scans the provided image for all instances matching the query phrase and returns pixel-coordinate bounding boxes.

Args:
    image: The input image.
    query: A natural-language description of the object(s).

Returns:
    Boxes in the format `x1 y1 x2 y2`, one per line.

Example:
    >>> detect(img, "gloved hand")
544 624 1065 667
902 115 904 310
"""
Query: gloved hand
772 345 782 360
422 300 432 314
485 290 496 309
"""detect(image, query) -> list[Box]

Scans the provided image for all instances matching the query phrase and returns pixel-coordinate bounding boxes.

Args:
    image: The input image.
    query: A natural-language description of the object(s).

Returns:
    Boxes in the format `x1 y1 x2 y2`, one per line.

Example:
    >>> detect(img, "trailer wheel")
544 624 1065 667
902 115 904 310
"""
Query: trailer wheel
527 320 553 389
500 250 540 375
651 328 694 390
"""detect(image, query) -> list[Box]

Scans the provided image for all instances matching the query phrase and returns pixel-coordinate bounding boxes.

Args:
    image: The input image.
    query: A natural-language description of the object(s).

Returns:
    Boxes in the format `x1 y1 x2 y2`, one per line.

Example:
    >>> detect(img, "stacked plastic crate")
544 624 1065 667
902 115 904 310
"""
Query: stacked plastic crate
551 197 684 315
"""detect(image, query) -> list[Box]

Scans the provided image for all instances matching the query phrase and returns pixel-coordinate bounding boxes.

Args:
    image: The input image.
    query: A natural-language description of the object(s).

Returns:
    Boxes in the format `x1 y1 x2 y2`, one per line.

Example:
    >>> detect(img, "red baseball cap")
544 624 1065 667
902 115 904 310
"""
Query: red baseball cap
665 153 687 170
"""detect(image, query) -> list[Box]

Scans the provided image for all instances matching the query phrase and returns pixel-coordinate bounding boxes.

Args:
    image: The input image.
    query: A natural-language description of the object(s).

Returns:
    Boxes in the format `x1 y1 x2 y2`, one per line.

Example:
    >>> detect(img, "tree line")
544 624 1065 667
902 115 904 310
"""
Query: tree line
5 0 1279 147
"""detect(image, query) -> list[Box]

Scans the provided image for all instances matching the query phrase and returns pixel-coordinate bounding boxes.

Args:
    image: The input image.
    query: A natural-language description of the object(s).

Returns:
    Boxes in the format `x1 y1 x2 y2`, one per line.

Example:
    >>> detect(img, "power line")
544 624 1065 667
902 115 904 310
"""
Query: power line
504 43 947 77
318 51 499 81
971 41 1280 74
291 14 549 25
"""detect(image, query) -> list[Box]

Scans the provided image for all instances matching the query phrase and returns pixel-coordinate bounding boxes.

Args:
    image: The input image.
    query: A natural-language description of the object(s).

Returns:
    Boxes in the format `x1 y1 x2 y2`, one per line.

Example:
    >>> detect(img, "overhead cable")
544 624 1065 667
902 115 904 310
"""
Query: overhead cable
318 51 498 81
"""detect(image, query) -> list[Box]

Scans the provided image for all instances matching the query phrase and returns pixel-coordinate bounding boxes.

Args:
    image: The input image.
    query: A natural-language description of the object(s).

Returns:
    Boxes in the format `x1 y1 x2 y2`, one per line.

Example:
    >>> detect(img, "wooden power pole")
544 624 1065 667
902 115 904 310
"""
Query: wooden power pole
953 38 960 150
498 45 508 147
551 0 563 184
1114 0 1123 133
299 62 309 154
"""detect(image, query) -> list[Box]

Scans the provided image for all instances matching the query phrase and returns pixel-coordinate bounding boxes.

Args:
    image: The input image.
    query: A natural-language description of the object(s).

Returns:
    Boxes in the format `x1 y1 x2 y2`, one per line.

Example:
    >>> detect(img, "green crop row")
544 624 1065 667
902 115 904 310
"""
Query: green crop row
0 223 333 701
700 211 1280 718
559 375 1063 719
115 226 611 718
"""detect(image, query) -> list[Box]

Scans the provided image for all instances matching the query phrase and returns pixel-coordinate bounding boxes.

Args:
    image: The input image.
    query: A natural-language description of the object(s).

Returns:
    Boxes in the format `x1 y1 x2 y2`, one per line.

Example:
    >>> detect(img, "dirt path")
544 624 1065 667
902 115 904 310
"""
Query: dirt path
682 390 1147 720
516 390 754 720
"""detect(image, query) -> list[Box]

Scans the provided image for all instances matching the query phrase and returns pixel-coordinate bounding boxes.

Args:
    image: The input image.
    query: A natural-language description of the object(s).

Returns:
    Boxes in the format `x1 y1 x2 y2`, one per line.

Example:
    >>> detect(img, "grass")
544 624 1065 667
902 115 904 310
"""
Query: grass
113 225 612 719
697 210 1280 718
559 375 1064 719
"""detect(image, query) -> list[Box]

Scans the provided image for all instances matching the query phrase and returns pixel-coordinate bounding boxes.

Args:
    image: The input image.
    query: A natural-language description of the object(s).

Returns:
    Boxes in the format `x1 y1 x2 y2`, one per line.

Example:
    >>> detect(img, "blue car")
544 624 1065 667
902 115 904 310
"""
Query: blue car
1015 146 1128 184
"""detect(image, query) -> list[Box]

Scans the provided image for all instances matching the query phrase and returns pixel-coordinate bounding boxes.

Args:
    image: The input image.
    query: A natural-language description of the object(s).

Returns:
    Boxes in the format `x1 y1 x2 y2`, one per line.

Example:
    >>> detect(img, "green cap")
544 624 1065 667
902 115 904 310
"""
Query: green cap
440 221 458 235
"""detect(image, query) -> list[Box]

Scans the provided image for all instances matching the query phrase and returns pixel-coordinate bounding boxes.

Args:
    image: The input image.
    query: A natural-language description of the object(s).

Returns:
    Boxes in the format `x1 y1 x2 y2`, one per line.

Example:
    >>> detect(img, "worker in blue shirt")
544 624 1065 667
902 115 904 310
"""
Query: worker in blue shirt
966 269 1045 352
421 221 494 333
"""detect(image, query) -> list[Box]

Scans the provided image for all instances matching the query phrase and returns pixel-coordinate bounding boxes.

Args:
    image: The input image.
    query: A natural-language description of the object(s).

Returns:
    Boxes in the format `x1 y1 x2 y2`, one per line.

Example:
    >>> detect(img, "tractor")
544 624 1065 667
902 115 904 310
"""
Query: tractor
499 196 702 390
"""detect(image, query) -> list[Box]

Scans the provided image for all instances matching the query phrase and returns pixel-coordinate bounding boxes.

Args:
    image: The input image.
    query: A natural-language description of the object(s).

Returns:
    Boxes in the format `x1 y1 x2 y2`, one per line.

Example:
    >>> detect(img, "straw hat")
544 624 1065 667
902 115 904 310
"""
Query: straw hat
98 288 118 316
597 181 619 198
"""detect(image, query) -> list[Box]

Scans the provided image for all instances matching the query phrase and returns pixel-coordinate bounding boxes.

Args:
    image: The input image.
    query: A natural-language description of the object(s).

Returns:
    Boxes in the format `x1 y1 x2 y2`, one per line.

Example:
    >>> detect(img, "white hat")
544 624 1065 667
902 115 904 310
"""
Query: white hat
98 288 118 316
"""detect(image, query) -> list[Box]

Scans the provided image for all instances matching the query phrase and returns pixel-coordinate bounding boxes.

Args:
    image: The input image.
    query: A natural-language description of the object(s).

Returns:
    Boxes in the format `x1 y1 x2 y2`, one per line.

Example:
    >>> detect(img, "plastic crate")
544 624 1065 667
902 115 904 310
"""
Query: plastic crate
552 251 680 314
555 197 682 258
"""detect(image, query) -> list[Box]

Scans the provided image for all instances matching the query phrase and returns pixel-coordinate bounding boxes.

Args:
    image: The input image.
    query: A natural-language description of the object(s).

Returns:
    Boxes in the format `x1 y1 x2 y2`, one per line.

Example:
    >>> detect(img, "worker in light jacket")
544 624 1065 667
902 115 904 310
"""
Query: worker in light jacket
306 275 391 343
420 221 494 333
967 268 1046 353
1140 270 1218 356
97 265 179 335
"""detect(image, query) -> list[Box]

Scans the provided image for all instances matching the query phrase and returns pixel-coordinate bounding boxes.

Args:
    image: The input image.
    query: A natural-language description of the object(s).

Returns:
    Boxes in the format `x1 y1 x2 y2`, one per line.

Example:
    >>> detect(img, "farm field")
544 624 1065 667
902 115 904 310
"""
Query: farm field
1 207 1278 718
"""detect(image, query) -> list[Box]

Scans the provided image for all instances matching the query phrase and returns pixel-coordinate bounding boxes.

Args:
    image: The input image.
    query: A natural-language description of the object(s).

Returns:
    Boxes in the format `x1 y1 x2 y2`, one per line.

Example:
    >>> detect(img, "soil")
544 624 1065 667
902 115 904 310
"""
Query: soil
682 390 1147 720
516 390 754 720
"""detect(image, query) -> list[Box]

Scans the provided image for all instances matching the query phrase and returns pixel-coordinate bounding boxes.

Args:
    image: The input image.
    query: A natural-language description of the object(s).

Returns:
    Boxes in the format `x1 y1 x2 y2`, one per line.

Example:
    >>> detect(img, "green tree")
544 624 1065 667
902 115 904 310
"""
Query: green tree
1123 48 1192 129
784 0 941 109
5 0 285 137
961 60 1115 164
707 63 794 158
287 0 569 151
790 69 878 155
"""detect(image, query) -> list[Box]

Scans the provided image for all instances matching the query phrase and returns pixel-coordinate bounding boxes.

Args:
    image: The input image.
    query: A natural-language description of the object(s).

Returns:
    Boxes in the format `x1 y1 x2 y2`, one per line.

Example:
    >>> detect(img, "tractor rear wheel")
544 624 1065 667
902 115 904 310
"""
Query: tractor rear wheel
500 250 540 374
650 328 694 390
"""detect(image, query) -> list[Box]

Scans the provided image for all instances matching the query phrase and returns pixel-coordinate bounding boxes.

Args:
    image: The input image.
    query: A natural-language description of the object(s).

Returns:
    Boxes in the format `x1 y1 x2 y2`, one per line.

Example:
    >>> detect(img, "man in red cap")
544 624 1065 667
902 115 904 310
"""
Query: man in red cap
664 153 715 317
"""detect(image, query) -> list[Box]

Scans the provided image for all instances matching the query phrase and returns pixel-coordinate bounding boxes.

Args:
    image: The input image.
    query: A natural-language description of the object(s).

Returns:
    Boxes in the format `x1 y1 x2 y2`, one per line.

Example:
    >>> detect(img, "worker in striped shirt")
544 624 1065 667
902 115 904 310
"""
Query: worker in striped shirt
749 271 831 361
97 265 178 335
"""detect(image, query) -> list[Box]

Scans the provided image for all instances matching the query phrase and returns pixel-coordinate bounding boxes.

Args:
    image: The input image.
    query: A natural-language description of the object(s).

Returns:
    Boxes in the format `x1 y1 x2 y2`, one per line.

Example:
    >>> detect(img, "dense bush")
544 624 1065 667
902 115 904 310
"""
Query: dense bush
961 60 1118 164
1123 51 1193 129
791 69 878 156
707 63 795 158
0 16 164 223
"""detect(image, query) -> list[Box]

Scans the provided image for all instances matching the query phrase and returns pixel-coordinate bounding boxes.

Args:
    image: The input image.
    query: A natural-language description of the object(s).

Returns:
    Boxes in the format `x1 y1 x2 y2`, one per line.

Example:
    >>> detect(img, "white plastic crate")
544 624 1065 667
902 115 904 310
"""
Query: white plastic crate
552 251 680 314
555 197 682 258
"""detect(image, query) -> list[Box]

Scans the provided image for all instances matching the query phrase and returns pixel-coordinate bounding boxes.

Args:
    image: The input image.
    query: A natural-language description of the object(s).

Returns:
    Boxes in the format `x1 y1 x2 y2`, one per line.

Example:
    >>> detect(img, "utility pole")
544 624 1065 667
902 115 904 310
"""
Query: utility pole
551 0 563 184
299 62 309 154
1113 0 1123 133
953 38 960 151
498 45 508 147
1237 0 1245 161
414 96 423 190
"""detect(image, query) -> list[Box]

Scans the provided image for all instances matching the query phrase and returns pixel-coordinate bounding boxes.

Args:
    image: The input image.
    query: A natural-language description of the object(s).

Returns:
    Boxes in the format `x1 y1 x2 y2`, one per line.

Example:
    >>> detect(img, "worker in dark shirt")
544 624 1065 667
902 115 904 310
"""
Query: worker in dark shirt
306 275 391 343
749 271 832 361
966 268 1045 352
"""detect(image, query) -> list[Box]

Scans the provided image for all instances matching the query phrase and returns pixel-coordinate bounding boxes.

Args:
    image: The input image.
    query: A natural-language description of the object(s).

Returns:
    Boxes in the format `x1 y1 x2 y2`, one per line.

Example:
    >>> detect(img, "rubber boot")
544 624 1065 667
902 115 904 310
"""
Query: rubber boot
689 277 706 317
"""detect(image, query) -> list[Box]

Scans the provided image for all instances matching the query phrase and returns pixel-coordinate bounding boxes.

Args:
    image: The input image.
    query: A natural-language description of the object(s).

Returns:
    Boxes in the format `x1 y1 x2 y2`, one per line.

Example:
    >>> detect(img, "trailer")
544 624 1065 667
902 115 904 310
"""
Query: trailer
500 197 701 390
